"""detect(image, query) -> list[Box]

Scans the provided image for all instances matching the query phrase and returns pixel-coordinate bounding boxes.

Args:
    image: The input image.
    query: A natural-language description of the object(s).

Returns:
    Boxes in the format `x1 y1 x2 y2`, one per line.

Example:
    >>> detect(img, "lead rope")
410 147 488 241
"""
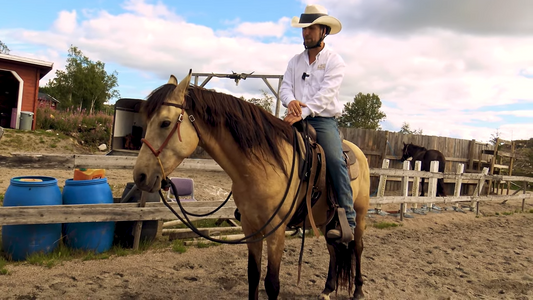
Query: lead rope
159 128 304 245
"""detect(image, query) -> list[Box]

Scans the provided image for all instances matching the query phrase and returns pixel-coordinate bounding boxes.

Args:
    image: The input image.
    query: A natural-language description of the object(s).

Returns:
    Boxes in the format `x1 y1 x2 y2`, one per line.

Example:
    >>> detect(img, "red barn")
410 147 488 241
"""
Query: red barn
38 92 59 110
0 53 53 130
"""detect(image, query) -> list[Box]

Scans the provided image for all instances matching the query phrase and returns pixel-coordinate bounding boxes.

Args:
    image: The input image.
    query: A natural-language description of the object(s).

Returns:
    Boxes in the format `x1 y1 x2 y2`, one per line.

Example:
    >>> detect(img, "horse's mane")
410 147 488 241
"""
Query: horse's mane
142 84 295 174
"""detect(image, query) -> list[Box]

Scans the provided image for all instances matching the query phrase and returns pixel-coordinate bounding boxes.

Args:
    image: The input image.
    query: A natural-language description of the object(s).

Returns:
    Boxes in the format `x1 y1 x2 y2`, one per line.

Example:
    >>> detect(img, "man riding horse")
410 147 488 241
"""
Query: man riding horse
280 4 354 240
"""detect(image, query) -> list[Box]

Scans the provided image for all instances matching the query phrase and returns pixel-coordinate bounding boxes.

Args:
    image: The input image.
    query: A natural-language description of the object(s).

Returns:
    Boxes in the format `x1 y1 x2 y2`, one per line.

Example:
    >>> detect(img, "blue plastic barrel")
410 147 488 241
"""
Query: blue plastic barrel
62 178 115 254
2 176 62 261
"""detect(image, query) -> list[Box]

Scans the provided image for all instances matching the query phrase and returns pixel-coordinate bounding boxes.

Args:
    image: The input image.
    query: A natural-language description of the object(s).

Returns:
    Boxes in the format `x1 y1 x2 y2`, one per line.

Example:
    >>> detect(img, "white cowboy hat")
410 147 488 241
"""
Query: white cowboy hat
291 4 342 35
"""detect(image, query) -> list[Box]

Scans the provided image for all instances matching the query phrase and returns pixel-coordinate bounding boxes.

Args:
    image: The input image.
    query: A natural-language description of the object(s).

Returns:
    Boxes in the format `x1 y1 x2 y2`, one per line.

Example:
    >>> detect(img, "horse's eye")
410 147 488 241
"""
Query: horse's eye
161 120 171 128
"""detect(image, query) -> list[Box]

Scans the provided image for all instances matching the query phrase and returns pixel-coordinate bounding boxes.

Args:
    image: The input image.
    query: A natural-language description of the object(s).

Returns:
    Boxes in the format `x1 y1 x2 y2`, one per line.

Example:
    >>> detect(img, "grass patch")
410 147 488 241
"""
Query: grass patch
0 257 8 275
502 211 514 216
529 209 533 214
50 144 57 148
82 252 110 261
195 241 219 248
172 240 187 253
373 222 400 229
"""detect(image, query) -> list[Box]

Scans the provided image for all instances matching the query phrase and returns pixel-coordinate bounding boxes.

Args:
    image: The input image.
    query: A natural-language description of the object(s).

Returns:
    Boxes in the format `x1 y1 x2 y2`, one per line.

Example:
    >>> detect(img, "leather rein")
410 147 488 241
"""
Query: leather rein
140 99 305 245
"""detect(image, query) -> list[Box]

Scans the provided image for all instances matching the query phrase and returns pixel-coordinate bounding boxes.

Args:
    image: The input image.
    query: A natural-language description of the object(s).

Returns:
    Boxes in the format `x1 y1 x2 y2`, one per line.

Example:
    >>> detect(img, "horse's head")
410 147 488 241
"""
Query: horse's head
133 71 199 192
400 142 412 162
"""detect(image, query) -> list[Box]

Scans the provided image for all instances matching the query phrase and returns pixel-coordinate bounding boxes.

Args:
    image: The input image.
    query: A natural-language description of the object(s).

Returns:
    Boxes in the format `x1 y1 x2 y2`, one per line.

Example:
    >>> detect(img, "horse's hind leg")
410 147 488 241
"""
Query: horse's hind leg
353 214 366 299
437 178 447 196
264 229 286 300
320 244 337 299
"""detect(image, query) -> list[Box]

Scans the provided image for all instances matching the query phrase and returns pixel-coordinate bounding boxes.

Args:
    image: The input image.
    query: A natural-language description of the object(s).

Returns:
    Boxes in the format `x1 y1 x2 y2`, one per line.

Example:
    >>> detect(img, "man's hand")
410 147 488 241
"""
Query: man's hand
283 113 302 125
287 100 307 117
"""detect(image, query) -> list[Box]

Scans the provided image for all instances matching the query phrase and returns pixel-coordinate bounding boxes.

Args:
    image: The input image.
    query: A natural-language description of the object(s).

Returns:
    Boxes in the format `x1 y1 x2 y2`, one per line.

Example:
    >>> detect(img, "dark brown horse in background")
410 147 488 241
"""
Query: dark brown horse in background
401 143 447 197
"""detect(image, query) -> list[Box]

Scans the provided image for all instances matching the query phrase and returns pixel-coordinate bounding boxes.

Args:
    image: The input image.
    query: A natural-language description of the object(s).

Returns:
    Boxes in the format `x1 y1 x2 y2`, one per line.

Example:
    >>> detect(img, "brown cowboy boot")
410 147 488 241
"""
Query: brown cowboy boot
326 227 354 240
326 208 354 242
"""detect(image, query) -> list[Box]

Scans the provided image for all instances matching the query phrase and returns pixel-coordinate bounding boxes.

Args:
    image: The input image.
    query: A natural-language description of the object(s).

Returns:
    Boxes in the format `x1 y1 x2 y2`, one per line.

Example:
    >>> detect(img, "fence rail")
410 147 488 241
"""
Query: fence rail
1 160 531 227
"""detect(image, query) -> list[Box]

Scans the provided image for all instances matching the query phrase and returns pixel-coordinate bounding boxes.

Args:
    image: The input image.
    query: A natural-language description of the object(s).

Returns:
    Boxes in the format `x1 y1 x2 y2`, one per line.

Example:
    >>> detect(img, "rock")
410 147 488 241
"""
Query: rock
98 144 107 151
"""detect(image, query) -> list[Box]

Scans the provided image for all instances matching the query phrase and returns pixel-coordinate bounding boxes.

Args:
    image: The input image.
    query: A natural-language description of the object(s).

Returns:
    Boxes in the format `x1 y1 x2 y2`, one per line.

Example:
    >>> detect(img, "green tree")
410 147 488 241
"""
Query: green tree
242 90 273 113
42 45 120 113
0 40 10 54
399 122 423 135
489 128 502 145
338 92 386 129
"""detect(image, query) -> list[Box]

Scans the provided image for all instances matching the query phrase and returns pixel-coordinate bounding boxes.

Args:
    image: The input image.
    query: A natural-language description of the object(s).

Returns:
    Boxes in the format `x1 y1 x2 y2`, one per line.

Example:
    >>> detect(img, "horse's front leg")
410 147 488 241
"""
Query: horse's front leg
264 227 286 300
420 178 426 196
244 223 264 300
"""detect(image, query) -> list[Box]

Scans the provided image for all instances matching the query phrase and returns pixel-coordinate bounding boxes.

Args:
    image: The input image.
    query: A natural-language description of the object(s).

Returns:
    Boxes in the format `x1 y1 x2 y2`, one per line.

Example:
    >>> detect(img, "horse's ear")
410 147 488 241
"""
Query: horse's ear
177 70 192 91
168 75 178 86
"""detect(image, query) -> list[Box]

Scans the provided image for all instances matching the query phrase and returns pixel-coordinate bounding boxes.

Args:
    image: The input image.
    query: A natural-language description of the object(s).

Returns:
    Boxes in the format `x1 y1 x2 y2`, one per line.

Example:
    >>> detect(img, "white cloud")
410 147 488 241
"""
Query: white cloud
4 0 533 142
53 10 77 34
232 17 290 38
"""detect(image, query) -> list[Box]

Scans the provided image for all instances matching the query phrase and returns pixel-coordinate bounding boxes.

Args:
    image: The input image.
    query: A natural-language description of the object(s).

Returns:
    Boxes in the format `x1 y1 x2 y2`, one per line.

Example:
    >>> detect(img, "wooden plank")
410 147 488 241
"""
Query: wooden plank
411 161 421 208
0 204 237 225
453 164 465 208
375 159 389 211
370 193 533 205
132 191 148 250
168 229 210 240
400 161 410 220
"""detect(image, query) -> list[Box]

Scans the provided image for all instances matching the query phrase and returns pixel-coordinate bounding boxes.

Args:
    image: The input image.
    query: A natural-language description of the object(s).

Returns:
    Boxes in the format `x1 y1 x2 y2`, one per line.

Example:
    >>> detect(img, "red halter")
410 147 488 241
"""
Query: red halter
141 101 202 158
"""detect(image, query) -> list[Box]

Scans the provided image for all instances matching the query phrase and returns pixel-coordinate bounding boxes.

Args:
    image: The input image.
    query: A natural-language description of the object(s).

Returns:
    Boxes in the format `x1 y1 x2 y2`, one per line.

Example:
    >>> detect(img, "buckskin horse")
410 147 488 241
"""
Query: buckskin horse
400 142 447 197
133 71 371 300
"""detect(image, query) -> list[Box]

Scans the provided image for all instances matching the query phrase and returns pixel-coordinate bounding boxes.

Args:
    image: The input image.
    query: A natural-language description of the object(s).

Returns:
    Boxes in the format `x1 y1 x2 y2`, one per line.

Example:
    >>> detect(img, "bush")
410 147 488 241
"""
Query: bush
35 107 113 148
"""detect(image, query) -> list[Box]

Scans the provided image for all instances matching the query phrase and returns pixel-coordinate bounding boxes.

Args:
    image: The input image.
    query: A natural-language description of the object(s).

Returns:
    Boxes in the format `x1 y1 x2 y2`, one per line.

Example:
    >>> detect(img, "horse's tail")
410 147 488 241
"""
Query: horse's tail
334 241 355 294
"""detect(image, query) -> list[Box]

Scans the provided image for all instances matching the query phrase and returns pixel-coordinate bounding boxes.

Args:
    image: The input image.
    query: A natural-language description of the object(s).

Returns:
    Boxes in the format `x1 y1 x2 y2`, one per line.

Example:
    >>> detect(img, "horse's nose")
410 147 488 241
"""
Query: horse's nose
134 172 147 186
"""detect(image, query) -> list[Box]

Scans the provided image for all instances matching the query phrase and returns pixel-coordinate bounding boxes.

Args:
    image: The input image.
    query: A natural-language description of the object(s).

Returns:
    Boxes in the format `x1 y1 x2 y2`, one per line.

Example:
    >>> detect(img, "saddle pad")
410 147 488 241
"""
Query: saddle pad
342 141 359 180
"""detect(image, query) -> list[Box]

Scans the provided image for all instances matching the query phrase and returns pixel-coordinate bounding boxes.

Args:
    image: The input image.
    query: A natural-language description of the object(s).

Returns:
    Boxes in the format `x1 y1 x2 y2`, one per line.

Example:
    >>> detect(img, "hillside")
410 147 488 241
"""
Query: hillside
0 128 100 156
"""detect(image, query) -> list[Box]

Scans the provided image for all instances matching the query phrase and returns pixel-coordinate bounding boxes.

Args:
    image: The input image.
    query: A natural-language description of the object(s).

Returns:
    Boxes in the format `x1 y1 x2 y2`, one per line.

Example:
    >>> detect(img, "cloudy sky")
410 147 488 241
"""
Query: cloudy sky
1 0 532 142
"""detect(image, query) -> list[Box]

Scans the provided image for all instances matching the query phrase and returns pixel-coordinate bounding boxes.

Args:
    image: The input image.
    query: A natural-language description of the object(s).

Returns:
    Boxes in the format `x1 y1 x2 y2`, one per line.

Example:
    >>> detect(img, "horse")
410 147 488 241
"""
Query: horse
133 72 371 300
400 142 447 197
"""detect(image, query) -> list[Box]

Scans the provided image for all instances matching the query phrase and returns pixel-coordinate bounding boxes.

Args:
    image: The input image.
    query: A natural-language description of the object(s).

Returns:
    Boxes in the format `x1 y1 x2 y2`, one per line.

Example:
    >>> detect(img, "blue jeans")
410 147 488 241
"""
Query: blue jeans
306 117 355 229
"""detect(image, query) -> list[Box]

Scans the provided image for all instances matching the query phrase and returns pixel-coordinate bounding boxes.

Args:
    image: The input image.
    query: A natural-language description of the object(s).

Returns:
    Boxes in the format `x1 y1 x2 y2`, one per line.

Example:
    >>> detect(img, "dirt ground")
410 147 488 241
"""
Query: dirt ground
1 166 533 300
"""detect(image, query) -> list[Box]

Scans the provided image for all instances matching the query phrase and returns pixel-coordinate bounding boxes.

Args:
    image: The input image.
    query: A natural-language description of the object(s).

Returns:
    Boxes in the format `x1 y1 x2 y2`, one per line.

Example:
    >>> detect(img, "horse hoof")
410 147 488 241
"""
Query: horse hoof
318 294 330 300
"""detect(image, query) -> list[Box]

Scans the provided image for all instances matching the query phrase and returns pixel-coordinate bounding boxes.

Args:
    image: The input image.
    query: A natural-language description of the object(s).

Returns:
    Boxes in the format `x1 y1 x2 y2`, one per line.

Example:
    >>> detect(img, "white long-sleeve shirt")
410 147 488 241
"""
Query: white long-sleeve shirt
280 46 346 119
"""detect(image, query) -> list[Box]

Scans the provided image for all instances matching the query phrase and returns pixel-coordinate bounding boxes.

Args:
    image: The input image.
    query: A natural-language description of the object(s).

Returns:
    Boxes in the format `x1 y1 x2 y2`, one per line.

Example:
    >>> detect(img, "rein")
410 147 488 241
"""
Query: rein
142 99 305 244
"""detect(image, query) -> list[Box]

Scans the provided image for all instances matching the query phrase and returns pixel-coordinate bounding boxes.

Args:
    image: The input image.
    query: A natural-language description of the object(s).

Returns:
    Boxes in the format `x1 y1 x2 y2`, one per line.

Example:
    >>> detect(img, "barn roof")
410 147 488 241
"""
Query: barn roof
38 92 60 103
0 53 53 79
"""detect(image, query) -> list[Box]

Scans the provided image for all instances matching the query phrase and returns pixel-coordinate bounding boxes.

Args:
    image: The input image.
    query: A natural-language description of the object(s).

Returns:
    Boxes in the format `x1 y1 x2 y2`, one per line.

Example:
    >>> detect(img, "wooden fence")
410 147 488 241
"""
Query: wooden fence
1 155 531 247
339 128 498 193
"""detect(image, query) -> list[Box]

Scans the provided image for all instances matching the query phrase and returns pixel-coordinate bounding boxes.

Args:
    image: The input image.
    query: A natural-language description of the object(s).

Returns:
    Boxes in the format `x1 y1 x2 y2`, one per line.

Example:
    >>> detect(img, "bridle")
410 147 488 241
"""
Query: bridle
140 99 202 179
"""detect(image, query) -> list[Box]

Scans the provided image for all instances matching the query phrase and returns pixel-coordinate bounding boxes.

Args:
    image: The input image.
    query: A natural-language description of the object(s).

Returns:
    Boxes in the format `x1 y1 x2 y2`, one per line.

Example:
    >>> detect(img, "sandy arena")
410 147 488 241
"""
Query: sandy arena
1 167 532 300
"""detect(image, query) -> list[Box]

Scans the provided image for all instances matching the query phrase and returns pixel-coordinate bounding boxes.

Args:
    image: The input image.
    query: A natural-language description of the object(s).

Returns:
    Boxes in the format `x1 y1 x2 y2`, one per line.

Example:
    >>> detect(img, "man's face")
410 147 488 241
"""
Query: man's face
302 24 323 48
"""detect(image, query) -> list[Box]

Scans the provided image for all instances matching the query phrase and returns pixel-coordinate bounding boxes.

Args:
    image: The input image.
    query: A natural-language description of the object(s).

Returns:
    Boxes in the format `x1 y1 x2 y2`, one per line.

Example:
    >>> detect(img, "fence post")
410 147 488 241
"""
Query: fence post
427 161 439 210
453 164 465 209
133 191 149 250
522 181 527 212
412 161 421 209
376 159 390 214
400 160 410 221
471 167 489 214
